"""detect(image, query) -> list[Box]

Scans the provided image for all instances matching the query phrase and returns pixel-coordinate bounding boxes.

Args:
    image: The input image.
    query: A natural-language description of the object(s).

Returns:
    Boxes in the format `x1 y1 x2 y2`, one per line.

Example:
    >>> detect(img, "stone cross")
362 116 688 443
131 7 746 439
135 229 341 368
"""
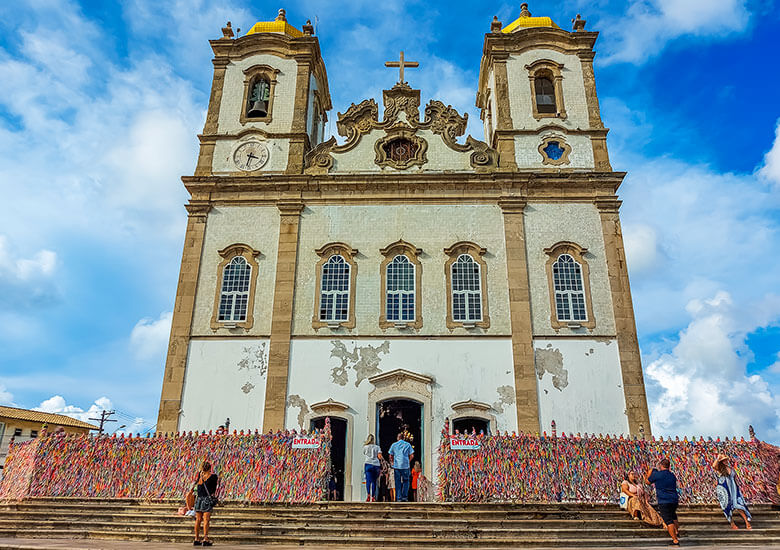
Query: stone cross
384 51 419 85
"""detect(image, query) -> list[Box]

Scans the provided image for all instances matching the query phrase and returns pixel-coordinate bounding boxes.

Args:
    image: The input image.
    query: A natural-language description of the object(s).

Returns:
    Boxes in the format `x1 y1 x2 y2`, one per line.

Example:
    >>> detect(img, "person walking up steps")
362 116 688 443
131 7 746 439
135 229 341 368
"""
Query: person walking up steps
646 458 680 546
712 454 752 530
388 432 414 502
363 434 383 502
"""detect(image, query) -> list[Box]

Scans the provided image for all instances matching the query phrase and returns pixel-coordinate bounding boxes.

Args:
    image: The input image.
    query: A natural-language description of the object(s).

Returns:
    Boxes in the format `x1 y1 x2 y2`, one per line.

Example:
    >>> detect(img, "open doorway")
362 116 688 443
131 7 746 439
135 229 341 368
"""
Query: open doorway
311 416 347 501
376 399 423 469
452 416 490 435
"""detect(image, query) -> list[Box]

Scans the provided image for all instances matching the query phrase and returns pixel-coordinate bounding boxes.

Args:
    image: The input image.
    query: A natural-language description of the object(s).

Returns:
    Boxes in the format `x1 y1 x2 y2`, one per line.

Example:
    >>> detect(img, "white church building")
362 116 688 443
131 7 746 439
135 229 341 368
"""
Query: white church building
157 5 652 500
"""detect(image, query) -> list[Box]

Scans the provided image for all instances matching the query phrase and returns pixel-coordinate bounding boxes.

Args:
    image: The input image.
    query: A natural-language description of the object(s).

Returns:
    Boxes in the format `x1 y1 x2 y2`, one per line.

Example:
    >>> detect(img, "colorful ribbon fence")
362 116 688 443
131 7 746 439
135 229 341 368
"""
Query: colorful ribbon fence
437 424 780 504
0 424 331 503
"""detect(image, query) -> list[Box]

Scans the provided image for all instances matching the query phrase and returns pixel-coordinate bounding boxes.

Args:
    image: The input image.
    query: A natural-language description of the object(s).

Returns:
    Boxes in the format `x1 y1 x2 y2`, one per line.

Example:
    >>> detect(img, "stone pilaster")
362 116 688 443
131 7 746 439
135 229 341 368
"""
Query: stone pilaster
491 56 518 171
262 200 305 431
286 57 312 174
156 201 211 433
499 198 539 434
596 198 652 436
195 59 228 176
578 51 612 171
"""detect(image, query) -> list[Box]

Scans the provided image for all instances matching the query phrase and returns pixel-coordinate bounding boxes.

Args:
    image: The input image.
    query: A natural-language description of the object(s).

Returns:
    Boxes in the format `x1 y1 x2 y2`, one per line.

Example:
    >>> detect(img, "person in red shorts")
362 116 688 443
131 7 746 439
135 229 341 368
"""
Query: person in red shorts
410 461 422 502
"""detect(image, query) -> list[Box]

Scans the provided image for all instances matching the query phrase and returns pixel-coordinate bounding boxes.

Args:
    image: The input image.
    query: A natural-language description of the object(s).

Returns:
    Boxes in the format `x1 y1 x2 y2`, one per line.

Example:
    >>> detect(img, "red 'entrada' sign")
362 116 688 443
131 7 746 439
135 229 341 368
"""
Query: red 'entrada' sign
450 437 481 450
291 437 320 449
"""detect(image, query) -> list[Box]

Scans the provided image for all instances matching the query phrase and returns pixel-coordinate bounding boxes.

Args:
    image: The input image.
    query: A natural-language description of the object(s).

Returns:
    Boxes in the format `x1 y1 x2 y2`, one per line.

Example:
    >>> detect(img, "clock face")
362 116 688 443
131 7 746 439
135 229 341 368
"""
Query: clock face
233 141 269 171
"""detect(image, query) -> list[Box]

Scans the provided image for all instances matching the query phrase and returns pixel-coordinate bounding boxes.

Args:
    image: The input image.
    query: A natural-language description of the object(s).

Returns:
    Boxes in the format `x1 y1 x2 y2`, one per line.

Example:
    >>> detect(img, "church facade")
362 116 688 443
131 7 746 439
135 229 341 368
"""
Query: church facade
157 5 651 500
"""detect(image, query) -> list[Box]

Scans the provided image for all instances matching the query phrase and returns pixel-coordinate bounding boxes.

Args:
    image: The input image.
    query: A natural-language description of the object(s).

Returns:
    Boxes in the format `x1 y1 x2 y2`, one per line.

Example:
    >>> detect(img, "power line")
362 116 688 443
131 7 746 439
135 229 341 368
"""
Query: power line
88 410 116 435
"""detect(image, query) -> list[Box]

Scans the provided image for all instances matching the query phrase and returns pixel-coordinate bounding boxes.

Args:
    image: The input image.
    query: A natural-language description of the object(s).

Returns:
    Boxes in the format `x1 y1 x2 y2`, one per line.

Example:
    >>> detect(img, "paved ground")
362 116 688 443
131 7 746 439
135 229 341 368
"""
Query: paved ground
0 539 777 550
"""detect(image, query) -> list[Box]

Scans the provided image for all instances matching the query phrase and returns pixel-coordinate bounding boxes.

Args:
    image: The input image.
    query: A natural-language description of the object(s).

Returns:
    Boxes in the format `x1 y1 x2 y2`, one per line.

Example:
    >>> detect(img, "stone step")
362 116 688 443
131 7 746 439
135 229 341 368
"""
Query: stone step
0 529 777 548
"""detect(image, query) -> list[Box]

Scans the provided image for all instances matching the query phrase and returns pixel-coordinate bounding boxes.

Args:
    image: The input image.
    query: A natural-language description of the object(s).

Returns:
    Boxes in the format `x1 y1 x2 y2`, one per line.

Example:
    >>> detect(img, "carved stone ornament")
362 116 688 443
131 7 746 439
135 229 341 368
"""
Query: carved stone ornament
539 134 572 166
303 83 499 174
374 124 428 170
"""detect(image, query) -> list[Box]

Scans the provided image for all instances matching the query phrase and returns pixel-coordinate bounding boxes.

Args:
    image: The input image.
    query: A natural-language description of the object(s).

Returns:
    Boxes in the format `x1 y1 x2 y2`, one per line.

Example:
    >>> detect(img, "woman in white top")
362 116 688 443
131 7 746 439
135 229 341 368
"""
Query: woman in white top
363 434 383 502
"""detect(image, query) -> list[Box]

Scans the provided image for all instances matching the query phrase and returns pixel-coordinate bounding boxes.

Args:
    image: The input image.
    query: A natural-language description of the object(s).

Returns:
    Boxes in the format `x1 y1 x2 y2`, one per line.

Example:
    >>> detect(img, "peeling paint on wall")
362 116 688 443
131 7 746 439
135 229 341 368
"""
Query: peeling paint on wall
287 394 309 430
238 343 268 376
492 385 515 413
329 340 390 387
535 345 569 391
241 382 255 394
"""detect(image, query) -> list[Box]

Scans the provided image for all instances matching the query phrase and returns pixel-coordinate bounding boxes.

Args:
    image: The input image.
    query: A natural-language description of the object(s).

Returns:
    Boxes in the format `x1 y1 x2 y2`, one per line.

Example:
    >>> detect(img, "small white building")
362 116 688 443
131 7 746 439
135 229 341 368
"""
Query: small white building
157 5 652 501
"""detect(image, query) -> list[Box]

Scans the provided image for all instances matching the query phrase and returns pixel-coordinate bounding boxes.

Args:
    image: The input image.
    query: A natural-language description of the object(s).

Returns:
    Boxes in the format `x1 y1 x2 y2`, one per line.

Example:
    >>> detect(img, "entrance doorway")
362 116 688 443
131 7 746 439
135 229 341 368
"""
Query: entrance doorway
376 399 423 469
452 416 490 435
311 416 347 501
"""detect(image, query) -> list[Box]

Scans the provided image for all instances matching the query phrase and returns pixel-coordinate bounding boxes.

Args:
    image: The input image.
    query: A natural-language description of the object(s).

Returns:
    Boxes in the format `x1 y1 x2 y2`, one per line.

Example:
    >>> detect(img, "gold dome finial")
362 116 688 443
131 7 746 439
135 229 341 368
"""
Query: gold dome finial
520 3 532 17
276 8 287 22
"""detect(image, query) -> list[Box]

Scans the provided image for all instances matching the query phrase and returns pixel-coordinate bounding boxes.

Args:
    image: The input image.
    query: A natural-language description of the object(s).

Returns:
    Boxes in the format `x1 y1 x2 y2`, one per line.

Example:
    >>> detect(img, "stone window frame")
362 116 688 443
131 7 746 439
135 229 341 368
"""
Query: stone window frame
303 399 354 501
525 59 567 120
312 242 358 330
374 126 428 170
240 64 281 125
544 241 595 330
210 243 261 330
449 400 497 436
379 240 423 330
539 134 572 166
444 241 490 330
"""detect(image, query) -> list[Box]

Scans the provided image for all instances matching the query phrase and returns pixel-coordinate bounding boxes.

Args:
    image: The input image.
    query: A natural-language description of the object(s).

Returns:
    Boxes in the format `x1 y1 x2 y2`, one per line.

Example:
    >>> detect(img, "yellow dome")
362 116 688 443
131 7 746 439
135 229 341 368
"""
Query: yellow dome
502 3 559 33
246 9 303 38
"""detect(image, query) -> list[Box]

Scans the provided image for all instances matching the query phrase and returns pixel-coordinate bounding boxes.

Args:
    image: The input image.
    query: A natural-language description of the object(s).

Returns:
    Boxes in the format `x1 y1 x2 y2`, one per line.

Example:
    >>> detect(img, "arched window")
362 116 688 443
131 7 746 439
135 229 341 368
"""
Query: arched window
320 255 351 323
444 242 490 329
386 255 415 323
218 256 251 322
451 254 482 322
534 76 556 114
552 254 587 322
246 76 271 118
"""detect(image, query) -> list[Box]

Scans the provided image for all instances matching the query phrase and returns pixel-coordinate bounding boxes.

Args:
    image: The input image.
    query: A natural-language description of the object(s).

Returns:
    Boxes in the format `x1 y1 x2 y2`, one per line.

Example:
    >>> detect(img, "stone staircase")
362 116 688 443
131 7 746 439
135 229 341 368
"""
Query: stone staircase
0 498 779 547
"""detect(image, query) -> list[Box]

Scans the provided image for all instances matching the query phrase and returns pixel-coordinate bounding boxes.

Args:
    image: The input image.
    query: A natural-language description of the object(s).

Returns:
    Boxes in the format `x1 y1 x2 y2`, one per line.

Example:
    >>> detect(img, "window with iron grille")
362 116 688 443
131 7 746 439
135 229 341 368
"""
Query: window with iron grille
552 253 587 322
320 255 350 322
217 256 251 322
451 254 482 322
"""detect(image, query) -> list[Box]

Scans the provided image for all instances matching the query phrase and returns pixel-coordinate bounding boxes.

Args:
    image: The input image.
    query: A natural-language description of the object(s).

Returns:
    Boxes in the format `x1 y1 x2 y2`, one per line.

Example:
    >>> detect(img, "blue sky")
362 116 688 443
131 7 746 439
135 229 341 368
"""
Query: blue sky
0 0 779 441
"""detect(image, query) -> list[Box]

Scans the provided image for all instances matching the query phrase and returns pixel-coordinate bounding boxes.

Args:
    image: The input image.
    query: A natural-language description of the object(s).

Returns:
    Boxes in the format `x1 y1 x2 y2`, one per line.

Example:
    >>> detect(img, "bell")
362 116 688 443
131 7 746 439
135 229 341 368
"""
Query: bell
247 100 268 118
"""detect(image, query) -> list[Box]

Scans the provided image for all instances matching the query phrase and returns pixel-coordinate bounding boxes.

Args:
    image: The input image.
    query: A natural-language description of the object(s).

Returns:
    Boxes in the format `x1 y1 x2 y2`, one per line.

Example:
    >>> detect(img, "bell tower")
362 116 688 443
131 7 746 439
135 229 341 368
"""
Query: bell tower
477 4 610 171
195 10 331 177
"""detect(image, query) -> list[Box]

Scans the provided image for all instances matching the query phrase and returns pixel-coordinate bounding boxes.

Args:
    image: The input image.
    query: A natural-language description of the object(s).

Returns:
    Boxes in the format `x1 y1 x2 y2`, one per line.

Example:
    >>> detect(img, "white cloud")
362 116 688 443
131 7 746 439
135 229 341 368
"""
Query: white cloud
758 119 780 187
35 395 113 425
645 291 780 440
130 311 172 361
0 235 59 308
598 0 752 63
0 385 14 406
623 223 661 277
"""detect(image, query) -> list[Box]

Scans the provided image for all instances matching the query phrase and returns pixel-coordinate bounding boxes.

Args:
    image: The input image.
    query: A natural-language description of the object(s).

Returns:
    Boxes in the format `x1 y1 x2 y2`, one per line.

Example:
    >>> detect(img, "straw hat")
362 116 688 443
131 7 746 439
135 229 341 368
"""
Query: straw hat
714 454 730 465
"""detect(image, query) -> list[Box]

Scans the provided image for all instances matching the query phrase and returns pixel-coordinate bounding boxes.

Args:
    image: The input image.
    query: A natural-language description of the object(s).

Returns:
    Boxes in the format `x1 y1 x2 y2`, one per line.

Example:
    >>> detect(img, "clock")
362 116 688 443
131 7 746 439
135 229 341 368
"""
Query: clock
233 141 269 171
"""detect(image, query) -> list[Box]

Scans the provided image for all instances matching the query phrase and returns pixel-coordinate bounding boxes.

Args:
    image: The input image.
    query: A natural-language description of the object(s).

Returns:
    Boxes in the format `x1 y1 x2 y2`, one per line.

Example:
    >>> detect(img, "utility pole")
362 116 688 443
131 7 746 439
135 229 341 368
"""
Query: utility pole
89 410 117 435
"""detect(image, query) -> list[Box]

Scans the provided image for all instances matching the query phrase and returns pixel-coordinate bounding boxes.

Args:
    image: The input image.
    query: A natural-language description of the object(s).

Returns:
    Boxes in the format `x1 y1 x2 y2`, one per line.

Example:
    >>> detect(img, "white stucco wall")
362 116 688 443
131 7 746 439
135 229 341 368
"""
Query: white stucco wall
191 206 280 336
180 338 270 432
292 204 512 336
533 337 629 435
523 203 616 336
286 337 518 500
218 55 299 134
505 49 590 130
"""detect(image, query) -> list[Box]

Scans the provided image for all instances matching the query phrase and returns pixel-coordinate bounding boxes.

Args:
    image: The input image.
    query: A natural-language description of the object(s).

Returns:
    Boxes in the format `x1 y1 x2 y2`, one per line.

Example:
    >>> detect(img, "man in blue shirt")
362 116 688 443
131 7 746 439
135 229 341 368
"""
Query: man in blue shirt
388 433 414 502
646 458 680 546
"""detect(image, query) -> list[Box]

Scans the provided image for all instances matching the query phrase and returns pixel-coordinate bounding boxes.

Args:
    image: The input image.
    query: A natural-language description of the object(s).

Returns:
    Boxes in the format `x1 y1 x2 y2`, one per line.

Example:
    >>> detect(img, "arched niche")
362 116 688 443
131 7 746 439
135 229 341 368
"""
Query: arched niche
303 399 354 501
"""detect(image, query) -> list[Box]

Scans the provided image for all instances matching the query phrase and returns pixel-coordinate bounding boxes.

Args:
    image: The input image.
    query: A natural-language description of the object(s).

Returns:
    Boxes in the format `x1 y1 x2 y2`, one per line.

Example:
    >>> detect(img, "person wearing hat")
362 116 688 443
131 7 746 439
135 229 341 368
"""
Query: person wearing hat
712 454 752 530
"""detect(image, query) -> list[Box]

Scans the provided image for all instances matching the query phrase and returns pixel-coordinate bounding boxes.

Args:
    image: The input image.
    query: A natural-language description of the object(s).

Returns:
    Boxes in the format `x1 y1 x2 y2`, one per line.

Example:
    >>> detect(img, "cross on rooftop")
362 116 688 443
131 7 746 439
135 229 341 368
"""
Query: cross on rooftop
384 51 419 85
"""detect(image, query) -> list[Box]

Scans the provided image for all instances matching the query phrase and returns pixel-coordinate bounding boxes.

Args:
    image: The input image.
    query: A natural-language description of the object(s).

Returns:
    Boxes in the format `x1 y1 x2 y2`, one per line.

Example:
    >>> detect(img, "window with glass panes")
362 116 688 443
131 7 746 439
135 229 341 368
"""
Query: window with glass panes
535 76 556 114
320 255 350 322
552 254 587 321
451 254 482 322
386 255 415 322
217 256 251 322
